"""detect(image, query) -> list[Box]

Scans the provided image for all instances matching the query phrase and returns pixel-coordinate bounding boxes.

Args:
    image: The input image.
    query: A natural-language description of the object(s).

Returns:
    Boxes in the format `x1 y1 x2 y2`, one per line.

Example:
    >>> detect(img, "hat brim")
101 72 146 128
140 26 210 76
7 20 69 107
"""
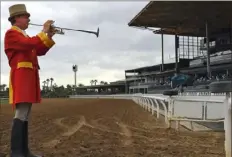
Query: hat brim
8 11 30 21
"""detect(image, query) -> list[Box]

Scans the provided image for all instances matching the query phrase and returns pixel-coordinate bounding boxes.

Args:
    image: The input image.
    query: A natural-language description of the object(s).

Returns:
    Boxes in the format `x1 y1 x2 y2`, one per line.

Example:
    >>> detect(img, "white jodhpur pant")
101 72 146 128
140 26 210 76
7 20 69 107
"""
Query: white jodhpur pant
14 103 32 121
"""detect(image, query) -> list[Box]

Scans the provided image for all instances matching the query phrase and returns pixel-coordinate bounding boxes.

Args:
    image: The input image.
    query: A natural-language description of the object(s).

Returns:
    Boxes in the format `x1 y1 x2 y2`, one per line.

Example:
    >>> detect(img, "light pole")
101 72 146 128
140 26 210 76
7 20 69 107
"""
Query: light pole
72 64 78 88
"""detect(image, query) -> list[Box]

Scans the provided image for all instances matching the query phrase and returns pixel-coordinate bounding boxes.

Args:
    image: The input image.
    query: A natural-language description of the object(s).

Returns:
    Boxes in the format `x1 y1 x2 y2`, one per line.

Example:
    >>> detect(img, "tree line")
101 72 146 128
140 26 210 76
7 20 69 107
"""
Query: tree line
0 78 109 98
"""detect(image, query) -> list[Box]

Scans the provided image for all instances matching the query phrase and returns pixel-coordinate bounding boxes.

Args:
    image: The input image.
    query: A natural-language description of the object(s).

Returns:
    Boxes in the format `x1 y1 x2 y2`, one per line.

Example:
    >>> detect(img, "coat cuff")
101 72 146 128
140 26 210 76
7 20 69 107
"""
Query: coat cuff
37 32 55 48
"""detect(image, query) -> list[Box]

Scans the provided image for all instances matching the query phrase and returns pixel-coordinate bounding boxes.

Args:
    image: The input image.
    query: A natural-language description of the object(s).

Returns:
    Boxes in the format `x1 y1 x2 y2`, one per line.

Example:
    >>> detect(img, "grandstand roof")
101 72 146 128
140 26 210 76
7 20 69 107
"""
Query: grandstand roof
109 80 125 84
125 64 160 73
125 59 190 73
125 62 175 73
128 1 232 37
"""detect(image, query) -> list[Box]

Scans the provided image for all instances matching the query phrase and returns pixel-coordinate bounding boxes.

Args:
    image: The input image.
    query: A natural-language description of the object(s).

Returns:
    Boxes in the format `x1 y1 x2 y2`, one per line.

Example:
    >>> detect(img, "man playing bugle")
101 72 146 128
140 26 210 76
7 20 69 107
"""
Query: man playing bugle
4 4 56 157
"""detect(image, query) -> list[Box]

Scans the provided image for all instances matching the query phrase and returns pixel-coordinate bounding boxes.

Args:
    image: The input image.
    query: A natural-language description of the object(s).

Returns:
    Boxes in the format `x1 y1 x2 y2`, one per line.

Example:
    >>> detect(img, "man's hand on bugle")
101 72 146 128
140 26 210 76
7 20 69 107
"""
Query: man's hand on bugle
42 20 56 38
47 26 56 38
42 20 54 33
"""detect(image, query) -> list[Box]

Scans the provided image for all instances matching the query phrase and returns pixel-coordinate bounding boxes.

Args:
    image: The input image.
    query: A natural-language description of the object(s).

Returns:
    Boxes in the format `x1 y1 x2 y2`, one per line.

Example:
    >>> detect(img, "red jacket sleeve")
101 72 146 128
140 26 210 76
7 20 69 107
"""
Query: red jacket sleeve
35 42 51 56
34 33 56 56
4 29 55 52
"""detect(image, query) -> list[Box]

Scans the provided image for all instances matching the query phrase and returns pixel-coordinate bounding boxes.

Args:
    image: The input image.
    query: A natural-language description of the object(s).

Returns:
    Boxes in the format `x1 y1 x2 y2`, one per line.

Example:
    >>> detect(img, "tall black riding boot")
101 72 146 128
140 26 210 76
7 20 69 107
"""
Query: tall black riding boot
10 118 26 157
23 121 43 157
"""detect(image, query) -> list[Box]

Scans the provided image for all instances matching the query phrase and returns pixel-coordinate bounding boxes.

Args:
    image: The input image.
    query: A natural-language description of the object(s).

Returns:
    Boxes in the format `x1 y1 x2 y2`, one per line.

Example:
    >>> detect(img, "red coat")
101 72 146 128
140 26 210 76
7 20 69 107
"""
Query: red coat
4 26 55 109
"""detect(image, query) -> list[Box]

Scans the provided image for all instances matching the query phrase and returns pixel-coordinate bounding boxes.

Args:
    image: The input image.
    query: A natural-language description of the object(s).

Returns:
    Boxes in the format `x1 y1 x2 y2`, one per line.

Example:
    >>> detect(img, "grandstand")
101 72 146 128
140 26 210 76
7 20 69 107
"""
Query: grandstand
125 50 232 94
126 1 232 94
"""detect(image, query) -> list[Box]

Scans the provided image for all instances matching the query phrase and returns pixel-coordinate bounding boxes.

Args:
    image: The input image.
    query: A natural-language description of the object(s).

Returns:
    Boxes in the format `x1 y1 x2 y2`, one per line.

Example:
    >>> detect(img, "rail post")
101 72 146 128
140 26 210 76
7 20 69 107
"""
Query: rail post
209 81 232 157
163 90 179 128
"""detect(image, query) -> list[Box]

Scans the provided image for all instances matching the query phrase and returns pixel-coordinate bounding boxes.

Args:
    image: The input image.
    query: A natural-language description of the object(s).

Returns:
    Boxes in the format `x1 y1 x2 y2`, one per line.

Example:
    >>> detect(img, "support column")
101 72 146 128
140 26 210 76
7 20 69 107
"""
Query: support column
133 70 135 94
161 33 165 83
161 33 164 71
205 21 211 78
230 21 232 59
224 93 232 157
124 71 127 94
188 36 190 59
229 24 232 157
175 34 179 74
74 72 77 86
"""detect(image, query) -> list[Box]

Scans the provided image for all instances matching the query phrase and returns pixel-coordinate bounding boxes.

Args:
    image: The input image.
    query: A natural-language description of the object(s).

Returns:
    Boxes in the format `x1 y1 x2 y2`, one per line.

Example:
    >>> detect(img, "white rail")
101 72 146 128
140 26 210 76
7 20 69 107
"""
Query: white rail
70 92 231 157
69 93 225 130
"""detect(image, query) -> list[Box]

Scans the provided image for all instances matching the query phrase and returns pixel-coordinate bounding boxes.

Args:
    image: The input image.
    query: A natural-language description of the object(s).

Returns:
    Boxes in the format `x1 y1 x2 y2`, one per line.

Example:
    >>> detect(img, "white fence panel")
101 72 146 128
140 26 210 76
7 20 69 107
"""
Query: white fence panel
172 101 204 120
206 102 225 120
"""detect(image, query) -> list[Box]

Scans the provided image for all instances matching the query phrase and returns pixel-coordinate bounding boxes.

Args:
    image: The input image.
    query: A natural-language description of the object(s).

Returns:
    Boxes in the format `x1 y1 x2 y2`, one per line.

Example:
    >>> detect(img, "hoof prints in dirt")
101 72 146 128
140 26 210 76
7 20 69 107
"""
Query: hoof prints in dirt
42 116 86 148
42 115 142 149
116 122 132 146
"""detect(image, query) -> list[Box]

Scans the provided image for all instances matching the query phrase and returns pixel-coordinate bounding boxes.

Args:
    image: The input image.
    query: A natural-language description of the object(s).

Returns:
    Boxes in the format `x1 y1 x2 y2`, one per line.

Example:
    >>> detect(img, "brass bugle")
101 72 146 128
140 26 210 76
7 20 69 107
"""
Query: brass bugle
29 23 99 38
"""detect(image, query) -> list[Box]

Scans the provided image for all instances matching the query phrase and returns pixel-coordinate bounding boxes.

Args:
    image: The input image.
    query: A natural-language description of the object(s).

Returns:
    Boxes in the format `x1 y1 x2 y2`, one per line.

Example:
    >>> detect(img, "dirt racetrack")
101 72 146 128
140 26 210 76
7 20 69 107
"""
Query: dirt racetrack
0 98 225 157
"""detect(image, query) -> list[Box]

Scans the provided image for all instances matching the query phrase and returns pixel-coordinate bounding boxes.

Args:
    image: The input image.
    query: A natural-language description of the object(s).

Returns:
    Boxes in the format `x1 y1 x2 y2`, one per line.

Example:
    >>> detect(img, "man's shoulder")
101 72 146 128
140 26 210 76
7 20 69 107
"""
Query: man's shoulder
5 28 20 35
4 27 25 40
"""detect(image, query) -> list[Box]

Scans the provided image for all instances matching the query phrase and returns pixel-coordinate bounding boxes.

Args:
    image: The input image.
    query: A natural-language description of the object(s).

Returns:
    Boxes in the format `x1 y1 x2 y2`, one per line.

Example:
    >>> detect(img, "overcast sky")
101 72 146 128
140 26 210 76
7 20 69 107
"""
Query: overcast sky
1 1 175 87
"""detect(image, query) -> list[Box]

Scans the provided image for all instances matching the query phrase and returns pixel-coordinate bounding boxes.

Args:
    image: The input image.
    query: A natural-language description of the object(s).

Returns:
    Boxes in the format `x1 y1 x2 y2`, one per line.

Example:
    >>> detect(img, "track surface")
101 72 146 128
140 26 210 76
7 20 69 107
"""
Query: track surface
1 98 225 157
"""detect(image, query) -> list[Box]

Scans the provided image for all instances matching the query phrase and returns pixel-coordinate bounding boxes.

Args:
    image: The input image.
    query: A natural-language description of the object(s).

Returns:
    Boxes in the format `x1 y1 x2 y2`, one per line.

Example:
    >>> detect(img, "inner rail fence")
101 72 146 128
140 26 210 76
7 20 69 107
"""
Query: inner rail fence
69 93 225 131
69 81 232 157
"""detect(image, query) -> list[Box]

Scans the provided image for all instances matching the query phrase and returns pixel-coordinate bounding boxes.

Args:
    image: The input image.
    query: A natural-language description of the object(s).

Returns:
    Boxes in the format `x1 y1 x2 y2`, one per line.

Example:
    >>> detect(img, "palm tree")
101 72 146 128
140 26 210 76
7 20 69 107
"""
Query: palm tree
94 79 98 85
2 84 6 91
90 80 94 86
50 78 54 90
42 81 46 90
46 78 50 90
0 84 5 91
100 81 104 85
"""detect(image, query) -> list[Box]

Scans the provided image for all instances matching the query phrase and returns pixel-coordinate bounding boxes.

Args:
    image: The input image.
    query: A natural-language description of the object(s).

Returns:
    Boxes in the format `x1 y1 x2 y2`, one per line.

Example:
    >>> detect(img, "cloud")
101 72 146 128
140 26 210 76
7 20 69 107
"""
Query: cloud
1 1 175 87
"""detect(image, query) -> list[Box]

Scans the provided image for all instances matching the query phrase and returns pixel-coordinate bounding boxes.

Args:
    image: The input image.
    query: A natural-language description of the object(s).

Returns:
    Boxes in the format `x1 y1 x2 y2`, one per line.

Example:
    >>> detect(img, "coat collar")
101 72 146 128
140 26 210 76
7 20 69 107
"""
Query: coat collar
11 25 28 37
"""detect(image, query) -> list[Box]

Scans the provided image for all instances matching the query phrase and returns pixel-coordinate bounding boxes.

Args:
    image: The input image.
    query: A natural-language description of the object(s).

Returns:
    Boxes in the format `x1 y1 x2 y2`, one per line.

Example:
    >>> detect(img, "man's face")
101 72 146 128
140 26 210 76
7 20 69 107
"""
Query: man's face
15 14 30 30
